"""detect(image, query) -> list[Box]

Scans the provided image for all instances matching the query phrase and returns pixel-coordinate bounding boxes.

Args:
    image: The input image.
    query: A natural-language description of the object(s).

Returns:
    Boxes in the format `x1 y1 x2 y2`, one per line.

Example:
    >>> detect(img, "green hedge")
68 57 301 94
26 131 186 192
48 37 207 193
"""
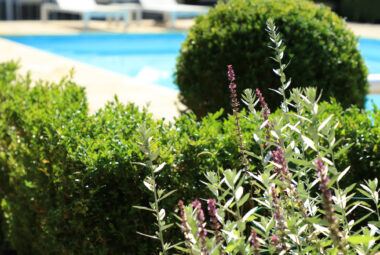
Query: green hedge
0 62 379 253
175 0 368 118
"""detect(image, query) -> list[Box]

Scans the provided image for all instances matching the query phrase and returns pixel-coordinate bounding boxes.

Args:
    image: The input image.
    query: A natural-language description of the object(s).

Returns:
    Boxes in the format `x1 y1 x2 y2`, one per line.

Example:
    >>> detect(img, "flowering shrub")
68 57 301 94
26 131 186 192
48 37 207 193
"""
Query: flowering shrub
138 20 380 254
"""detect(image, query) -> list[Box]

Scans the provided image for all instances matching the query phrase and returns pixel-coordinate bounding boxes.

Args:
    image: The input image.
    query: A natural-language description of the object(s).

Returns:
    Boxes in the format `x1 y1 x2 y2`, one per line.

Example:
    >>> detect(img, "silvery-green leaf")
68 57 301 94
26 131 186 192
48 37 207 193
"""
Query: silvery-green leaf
278 51 284 60
158 189 176 201
284 78 291 90
242 207 258 222
313 103 318 114
237 193 250 208
337 166 350 182
234 171 242 184
136 231 159 240
159 208 166 221
260 119 269 129
144 180 154 192
235 186 243 201
301 135 317 151
224 197 234 209
224 170 234 189
264 151 272 164
293 113 312 123
270 130 279 139
322 157 333 166
133 205 155 212
299 94 311 105
318 114 333 132
154 162 166 173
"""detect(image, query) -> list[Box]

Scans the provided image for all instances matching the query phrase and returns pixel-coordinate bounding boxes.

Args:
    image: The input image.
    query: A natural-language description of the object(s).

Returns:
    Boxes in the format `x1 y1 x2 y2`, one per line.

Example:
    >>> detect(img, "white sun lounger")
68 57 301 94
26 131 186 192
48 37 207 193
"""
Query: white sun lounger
139 0 210 28
41 0 141 30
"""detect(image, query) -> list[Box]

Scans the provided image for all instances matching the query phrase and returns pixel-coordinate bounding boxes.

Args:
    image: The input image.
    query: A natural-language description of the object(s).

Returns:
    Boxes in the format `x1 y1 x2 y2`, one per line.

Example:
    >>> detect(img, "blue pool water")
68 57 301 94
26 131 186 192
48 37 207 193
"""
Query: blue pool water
359 38 380 74
2 33 380 109
4 33 186 90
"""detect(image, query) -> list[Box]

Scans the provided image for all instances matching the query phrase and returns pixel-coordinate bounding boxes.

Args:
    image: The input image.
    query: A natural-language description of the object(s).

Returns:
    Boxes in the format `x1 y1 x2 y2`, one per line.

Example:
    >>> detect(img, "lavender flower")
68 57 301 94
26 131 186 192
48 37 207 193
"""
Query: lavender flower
228 65 239 111
256 88 270 121
271 146 290 183
207 199 220 231
256 88 273 145
270 235 280 246
227 65 249 171
178 200 193 249
315 158 346 253
207 199 224 254
250 229 260 255
192 199 207 254
178 200 189 233
271 186 284 224
270 186 287 251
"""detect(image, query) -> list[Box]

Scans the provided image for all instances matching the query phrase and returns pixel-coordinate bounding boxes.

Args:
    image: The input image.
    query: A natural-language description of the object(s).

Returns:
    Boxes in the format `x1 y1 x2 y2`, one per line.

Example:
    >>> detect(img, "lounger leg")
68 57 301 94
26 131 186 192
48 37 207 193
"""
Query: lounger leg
41 4 48 21
41 3 54 22
123 11 131 30
169 13 176 29
135 9 142 26
82 13 90 31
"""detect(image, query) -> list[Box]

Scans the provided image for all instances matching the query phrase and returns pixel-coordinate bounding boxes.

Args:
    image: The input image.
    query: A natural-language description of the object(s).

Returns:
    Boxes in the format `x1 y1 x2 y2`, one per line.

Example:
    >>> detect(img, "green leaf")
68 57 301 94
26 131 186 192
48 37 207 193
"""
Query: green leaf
318 114 333 131
143 180 154 192
224 170 235 190
159 208 166 221
237 193 249 208
24 180 36 188
136 231 159 240
337 166 350 183
368 221 380 228
242 207 258 222
158 189 176 201
225 243 238 252
132 205 155 212
301 135 317 151
347 235 375 245
161 223 174 232
235 186 243 201
154 162 166 173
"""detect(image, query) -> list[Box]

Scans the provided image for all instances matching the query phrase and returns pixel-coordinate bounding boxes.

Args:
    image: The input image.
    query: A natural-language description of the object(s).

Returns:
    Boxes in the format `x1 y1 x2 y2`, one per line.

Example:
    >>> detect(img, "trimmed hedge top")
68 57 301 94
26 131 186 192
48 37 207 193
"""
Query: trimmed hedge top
175 0 368 118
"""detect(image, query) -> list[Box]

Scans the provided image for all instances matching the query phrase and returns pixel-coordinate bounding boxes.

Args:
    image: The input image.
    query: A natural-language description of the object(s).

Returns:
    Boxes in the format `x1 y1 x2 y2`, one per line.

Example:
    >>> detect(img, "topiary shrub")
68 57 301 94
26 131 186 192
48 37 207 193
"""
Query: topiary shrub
175 0 368 118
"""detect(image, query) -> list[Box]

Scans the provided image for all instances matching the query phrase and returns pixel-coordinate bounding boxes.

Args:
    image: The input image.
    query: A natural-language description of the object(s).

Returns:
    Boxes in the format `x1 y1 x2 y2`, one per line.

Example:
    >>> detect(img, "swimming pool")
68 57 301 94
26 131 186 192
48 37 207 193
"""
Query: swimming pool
359 38 380 74
3 33 380 109
4 33 186 90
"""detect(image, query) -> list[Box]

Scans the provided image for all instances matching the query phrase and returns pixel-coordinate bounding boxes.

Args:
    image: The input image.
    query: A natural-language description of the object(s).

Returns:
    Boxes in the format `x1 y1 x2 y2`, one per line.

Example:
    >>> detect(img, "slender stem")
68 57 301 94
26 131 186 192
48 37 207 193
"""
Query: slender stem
147 153 167 255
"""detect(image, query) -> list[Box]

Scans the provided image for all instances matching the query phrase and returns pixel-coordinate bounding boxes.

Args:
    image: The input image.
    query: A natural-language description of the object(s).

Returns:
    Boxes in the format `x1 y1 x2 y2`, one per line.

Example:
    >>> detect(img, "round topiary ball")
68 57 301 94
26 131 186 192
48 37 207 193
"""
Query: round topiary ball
175 0 368 118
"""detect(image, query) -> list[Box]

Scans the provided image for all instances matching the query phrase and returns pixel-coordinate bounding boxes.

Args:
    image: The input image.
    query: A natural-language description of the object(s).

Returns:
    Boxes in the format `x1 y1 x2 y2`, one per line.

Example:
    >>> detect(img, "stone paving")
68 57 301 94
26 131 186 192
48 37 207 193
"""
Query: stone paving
0 20 379 119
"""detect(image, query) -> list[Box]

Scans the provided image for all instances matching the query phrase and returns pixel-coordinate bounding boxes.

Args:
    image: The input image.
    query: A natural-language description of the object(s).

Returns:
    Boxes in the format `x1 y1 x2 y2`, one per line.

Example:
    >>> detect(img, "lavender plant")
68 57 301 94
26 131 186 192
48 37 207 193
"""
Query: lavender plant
137 20 380 254
133 124 177 255
173 20 380 254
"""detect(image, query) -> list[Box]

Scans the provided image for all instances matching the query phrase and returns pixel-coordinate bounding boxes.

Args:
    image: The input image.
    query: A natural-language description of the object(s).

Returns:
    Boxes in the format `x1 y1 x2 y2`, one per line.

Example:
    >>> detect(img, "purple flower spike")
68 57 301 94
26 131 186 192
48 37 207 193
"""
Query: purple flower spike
207 199 220 230
251 229 260 255
227 65 249 171
178 200 188 233
315 158 346 252
228 65 239 110
256 88 273 145
192 199 207 254
271 146 290 182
